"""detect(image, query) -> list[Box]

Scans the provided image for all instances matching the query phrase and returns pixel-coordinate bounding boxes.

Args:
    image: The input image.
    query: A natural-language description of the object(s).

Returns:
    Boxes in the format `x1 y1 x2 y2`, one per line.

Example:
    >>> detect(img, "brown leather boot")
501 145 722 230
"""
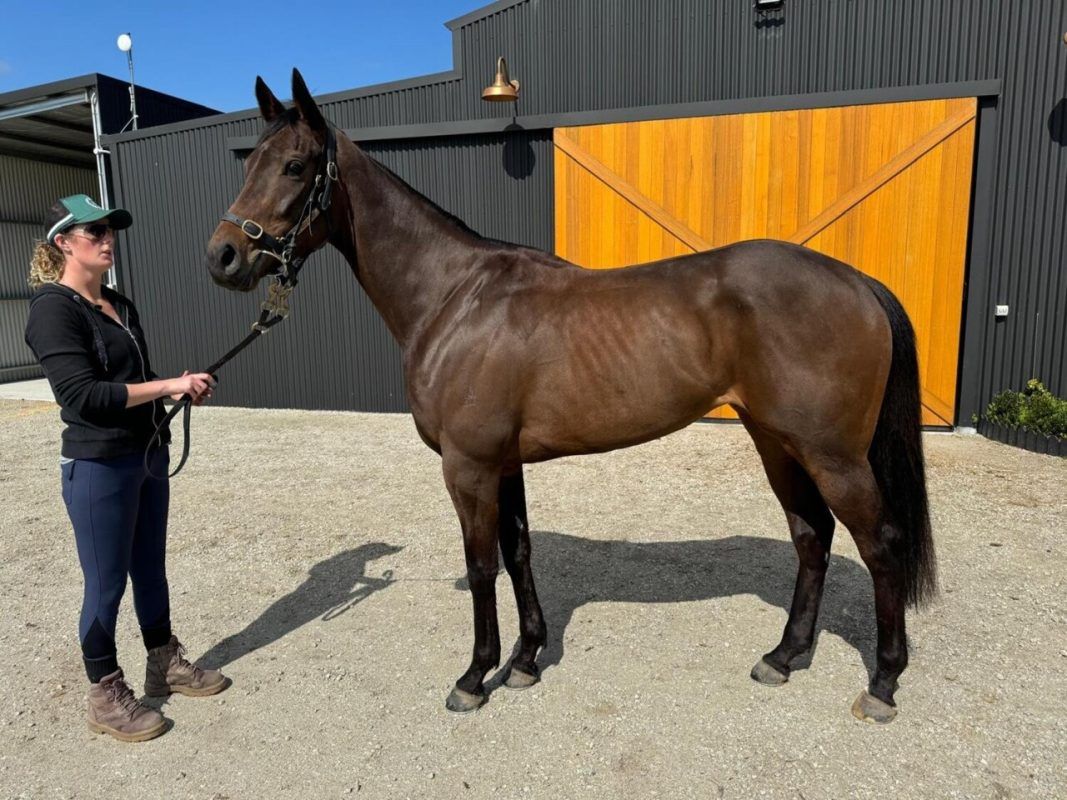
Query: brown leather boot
87 669 167 742
144 635 228 697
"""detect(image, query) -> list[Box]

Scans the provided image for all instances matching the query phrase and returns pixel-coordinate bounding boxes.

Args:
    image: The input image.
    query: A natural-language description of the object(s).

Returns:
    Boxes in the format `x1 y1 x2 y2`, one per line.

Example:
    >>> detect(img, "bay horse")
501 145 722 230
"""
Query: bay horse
205 70 935 724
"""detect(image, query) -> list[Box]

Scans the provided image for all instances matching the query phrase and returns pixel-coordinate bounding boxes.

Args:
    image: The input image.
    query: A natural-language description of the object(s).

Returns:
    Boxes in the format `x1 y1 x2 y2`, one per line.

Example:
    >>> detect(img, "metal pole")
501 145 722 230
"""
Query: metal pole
126 48 138 131
89 89 119 289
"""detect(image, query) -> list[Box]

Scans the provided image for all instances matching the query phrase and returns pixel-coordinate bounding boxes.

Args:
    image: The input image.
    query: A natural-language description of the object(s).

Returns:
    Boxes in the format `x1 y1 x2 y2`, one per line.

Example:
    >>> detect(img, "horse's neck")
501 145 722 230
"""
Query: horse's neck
333 141 484 348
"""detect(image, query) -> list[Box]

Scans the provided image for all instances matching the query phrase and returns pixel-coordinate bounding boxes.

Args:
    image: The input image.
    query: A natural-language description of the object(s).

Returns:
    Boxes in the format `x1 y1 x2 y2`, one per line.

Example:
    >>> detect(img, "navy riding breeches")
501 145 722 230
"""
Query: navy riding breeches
61 447 172 681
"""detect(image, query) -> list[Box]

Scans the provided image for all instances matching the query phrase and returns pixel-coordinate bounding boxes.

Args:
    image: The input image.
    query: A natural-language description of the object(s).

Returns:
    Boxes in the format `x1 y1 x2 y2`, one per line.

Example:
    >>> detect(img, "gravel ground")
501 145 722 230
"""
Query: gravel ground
0 399 1064 800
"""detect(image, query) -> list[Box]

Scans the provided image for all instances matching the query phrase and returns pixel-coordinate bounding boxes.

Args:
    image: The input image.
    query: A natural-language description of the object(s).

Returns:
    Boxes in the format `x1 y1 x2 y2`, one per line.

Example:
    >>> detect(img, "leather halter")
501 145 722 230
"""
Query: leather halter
220 122 339 287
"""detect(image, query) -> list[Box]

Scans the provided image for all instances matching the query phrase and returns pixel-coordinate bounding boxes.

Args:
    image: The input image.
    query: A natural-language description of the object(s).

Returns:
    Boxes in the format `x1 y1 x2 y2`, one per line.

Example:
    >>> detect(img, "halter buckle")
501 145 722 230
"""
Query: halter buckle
326 162 338 181
241 219 265 240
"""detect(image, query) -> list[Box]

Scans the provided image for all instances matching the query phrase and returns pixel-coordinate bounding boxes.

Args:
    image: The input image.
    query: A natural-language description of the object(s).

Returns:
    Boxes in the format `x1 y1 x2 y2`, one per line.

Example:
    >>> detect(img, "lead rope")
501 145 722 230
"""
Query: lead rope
143 278 296 480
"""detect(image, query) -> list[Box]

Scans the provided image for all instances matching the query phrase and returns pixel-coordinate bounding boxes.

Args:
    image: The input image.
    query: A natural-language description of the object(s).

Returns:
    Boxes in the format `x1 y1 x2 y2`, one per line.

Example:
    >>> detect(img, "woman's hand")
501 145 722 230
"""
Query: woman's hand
168 371 216 405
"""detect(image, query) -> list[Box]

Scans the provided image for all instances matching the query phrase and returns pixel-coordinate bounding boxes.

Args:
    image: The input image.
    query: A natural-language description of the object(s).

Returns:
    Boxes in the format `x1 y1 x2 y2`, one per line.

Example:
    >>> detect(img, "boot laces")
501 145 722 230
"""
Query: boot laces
174 642 204 681
105 677 142 719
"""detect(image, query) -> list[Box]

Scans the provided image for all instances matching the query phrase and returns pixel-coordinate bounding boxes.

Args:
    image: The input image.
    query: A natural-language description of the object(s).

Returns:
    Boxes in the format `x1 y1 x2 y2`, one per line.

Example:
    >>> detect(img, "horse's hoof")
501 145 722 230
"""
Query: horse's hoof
445 687 486 713
750 658 789 686
851 691 898 724
504 667 539 690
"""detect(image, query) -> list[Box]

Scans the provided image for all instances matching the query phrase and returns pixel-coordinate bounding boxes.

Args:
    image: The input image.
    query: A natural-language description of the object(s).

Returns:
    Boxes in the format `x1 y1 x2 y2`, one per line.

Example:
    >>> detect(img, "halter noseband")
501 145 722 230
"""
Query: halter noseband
221 122 339 286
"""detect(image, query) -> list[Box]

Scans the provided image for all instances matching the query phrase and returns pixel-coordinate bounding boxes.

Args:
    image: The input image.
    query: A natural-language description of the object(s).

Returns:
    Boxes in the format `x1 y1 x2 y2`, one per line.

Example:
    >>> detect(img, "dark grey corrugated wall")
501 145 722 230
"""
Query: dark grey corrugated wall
107 0 1067 421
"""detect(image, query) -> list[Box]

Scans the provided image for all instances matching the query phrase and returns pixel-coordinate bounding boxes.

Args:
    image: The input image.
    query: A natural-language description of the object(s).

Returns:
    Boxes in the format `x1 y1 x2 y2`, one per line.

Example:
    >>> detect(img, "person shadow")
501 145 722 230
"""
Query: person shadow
457 531 880 690
196 541 402 670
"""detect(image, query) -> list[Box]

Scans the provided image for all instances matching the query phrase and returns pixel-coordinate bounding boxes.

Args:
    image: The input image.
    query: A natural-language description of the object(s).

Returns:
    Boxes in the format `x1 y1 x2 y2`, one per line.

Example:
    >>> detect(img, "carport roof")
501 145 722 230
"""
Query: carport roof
0 73 219 168
0 75 100 167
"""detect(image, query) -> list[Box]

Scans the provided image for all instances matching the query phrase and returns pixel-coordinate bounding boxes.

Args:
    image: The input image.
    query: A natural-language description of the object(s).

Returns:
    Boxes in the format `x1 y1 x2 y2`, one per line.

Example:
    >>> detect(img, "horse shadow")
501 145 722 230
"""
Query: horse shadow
197 541 402 670
459 531 879 684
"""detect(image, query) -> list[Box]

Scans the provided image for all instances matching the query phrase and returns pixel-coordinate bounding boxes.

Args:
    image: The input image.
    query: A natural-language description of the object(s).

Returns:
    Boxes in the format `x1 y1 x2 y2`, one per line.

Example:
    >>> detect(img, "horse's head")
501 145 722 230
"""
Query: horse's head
205 69 336 291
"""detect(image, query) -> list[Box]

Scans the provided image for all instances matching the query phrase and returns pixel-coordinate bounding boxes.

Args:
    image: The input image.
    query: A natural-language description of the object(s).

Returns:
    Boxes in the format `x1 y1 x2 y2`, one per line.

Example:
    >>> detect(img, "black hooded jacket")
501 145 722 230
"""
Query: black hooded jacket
24 282 171 459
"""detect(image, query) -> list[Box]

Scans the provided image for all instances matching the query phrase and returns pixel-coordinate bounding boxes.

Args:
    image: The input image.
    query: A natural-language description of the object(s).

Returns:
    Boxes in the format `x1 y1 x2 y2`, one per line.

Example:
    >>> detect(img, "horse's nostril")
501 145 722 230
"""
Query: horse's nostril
220 244 244 278
220 245 236 268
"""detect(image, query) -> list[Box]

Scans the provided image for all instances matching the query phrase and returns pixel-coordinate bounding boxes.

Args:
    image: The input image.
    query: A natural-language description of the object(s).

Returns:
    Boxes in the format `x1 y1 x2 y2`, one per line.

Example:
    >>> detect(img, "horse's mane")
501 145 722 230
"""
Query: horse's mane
257 112 528 254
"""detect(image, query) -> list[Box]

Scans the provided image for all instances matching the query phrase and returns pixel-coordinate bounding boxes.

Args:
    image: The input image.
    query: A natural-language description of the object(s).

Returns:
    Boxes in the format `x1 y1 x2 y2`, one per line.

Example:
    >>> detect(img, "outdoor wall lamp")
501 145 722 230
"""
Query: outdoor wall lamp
755 0 784 8
482 57 520 102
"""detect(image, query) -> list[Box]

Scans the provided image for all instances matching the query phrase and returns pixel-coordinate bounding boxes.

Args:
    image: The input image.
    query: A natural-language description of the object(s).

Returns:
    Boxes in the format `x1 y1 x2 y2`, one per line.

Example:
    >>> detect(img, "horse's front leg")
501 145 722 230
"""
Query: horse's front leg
498 468 547 689
442 448 502 712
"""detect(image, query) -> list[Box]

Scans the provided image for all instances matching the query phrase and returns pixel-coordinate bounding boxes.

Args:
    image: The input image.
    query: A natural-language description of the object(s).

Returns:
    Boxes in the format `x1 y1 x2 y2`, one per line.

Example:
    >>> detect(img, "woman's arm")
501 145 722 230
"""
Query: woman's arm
25 297 127 423
125 372 214 408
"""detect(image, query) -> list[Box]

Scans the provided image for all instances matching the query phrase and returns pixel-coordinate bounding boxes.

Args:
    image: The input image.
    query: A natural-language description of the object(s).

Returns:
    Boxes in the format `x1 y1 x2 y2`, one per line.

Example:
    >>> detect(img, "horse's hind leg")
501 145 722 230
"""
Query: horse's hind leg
801 455 907 724
740 415 836 687
441 449 503 713
498 468 547 689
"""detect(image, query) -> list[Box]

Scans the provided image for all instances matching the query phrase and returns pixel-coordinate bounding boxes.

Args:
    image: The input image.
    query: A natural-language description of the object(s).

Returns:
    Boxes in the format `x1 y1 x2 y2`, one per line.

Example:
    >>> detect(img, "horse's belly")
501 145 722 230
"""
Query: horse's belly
516 374 728 461
514 311 734 460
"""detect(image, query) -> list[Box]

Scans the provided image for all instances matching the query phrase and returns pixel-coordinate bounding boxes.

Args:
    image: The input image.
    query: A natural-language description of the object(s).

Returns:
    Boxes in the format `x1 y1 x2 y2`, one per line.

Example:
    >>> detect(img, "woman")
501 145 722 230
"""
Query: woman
25 194 228 743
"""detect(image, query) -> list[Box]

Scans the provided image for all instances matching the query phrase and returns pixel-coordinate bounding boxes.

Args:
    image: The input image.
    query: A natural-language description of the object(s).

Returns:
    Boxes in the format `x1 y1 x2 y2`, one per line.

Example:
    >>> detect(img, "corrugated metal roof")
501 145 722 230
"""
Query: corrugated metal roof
0 91 94 166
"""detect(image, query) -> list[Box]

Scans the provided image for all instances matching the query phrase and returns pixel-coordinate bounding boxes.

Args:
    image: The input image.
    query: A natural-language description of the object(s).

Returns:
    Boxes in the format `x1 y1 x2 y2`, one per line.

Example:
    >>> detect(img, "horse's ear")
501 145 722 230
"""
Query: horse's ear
255 76 285 122
291 68 326 132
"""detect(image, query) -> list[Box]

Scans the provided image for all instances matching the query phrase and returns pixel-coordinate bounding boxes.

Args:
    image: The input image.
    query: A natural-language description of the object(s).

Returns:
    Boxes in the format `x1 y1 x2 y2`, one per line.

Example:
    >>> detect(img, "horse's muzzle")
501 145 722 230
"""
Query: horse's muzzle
205 237 259 291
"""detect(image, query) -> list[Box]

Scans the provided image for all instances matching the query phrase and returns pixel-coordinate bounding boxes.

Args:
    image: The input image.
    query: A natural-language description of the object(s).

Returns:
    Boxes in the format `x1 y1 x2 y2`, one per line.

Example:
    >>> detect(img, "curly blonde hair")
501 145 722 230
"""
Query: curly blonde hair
28 240 66 289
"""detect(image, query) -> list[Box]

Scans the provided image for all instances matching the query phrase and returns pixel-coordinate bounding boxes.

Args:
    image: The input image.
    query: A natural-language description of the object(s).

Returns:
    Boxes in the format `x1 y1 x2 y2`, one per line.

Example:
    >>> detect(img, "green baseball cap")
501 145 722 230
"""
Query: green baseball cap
46 194 133 245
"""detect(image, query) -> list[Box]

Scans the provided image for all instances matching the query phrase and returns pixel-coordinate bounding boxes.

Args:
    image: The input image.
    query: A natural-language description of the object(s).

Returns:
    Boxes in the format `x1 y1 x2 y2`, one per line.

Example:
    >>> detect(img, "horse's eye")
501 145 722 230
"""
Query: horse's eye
285 160 305 176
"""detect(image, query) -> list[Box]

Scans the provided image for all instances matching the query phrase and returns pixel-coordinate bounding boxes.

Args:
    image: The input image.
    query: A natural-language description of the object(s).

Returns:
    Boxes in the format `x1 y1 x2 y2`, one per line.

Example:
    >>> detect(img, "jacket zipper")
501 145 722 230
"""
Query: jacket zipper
113 305 164 433
69 289 165 435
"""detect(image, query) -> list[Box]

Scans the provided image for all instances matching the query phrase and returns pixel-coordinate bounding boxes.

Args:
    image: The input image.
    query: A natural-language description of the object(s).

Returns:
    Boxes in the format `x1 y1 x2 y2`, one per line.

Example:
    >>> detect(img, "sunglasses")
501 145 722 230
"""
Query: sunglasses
70 223 114 242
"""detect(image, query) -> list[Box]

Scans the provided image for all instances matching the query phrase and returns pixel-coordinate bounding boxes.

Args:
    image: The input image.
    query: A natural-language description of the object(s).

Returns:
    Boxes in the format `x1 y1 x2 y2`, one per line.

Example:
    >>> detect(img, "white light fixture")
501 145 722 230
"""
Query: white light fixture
116 32 138 131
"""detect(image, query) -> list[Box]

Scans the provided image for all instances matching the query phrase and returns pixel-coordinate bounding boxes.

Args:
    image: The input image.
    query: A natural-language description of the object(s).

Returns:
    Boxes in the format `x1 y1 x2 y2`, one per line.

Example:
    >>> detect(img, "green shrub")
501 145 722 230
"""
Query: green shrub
980 379 1067 439
984 389 1024 426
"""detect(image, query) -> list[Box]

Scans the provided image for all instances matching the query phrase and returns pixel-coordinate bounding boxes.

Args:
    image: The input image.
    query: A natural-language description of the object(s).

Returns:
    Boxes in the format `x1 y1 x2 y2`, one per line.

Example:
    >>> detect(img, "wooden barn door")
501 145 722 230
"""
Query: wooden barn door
554 98 977 427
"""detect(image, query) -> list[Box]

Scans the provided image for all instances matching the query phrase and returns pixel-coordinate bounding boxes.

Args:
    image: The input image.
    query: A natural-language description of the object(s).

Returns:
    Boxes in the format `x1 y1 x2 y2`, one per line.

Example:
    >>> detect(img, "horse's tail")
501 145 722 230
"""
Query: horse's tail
863 276 937 608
